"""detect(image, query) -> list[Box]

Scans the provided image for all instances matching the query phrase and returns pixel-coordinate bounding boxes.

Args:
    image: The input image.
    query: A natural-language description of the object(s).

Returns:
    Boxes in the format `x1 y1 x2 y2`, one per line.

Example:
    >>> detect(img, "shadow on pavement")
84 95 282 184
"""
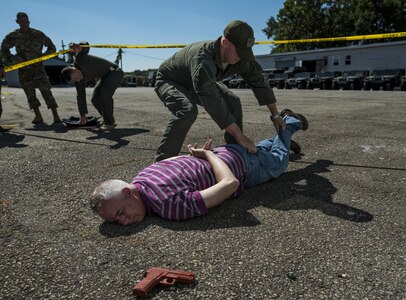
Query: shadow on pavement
26 122 68 133
14 127 151 149
258 159 374 222
86 128 150 149
99 159 373 237
0 132 28 148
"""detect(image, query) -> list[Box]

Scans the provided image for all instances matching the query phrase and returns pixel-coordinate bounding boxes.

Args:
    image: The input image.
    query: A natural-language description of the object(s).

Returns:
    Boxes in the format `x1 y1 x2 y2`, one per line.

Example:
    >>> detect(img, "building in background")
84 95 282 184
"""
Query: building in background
256 40 406 73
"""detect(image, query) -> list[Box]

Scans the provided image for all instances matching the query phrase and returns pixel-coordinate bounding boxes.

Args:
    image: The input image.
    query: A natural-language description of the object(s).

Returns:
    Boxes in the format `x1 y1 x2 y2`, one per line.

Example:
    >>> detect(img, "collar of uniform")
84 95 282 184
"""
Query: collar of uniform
17 28 33 35
213 37 224 70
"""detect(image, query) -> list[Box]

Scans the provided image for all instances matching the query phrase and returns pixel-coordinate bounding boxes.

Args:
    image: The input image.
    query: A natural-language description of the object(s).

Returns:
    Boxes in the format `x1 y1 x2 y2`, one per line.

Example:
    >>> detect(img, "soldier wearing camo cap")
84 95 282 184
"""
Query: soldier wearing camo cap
1 12 61 124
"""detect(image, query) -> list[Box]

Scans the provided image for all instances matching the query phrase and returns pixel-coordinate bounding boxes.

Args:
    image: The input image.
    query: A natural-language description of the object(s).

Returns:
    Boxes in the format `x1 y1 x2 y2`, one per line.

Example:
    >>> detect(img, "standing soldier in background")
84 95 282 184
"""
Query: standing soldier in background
1 12 61 124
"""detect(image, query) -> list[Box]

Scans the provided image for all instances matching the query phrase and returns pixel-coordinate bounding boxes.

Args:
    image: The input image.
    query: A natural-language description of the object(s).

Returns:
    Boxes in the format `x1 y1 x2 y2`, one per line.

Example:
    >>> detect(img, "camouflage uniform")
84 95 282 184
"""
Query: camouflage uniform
1 27 58 110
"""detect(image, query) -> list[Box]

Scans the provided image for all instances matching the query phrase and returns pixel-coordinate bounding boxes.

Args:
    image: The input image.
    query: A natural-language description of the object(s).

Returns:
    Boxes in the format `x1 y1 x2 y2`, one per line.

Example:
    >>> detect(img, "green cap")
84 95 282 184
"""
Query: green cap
223 20 255 61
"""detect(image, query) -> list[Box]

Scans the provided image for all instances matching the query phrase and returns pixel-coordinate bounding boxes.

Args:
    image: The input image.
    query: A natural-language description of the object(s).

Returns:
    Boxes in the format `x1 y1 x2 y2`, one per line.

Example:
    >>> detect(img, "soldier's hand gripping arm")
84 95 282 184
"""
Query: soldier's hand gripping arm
224 123 257 153
267 103 286 133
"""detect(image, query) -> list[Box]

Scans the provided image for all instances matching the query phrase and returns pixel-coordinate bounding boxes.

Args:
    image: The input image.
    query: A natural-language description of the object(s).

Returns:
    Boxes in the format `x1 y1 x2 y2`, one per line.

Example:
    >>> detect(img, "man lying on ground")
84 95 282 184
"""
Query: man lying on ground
90 109 308 225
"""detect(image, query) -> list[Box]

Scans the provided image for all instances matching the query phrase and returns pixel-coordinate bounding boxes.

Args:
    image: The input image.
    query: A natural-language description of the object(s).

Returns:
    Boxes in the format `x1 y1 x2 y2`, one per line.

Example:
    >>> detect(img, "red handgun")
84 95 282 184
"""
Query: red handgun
132 267 196 297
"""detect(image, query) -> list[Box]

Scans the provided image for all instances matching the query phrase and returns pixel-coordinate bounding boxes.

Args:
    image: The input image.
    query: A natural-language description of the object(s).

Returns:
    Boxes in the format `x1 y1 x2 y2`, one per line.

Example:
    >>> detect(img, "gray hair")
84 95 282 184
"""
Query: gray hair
89 179 130 214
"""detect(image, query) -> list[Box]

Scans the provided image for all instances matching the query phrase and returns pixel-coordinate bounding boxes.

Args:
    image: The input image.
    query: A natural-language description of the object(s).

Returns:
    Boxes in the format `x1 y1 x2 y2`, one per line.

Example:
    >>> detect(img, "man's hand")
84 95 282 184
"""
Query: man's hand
69 43 82 53
187 139 213 158
267 103 286 133
79 115 87 125
272 116 286 133
236 134 257 153
224 123 257 154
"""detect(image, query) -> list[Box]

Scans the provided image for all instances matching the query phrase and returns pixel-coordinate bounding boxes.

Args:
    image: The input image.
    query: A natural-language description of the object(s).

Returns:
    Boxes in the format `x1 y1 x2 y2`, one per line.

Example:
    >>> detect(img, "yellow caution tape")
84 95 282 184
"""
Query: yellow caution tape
84 44 187 49
4 32 406 72
4 49 71 72
256 31 406 45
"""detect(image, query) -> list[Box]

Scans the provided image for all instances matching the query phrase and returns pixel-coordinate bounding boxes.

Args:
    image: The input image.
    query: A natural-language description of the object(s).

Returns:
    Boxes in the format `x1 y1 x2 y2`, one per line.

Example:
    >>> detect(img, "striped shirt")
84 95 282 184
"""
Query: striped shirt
132 146 246 221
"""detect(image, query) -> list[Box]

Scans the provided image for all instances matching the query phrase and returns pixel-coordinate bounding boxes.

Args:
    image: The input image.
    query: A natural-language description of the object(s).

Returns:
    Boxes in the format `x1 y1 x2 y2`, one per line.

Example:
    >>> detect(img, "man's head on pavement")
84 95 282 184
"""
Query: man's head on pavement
222 20 255 63
90 180 146 226
61 66 84 83
16 12 30 31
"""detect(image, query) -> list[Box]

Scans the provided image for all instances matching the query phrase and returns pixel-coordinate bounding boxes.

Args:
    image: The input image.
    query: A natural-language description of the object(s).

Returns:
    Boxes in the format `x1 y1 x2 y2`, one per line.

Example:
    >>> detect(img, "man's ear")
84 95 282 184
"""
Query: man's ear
221 37 230 48
122 187 132 197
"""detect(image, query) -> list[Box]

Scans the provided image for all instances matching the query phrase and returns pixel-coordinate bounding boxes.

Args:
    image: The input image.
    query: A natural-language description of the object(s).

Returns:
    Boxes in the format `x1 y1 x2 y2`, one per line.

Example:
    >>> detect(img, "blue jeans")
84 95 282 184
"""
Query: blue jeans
227 116 302 188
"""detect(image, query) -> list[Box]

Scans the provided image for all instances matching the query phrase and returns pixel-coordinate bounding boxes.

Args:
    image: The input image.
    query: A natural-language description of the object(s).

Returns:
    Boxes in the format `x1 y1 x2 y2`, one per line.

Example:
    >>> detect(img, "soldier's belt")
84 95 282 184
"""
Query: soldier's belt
4 31 406 72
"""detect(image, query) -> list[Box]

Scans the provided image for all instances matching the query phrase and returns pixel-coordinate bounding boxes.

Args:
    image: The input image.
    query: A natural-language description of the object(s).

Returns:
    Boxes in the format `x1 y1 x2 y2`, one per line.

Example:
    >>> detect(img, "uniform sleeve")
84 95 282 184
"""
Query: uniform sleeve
1 33 16 64
75 81 88 115
240 60 277 105
190 56 236 129
158 190 208 221
41 32 56 55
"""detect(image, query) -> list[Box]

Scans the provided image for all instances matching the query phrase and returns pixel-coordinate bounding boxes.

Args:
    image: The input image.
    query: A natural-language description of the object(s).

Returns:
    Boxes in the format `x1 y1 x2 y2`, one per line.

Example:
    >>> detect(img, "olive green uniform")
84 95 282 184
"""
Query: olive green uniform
73 50 124 125
154 37 276 161
1 28 59 110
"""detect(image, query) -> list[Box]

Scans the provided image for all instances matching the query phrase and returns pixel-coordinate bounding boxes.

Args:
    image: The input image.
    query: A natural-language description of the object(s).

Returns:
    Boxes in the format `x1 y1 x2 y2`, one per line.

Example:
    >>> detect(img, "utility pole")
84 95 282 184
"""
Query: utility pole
115 48 124 69
61 40 66 61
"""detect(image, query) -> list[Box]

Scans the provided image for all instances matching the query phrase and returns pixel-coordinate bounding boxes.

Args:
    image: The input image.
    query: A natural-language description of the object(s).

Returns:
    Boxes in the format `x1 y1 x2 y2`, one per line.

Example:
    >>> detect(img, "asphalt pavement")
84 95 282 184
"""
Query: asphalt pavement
1 86 405 299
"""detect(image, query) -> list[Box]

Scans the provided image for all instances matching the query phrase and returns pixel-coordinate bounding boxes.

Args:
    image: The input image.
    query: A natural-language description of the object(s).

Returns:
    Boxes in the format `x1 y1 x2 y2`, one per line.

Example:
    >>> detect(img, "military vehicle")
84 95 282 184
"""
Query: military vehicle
332 70 369 90
307 71 342 90
148 70 157 87
121 75 137 87
285 72 314 89
363 69 405 91
268 73 290 89
401 75 406 91
229 75 247 88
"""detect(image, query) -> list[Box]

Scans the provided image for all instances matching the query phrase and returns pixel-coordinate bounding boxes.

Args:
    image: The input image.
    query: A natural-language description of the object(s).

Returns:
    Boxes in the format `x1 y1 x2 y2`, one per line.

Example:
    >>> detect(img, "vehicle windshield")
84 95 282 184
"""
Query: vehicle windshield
295 72 311 78
319 72 333 77
343 71 367 77
275 74 288 79
373 69 398 76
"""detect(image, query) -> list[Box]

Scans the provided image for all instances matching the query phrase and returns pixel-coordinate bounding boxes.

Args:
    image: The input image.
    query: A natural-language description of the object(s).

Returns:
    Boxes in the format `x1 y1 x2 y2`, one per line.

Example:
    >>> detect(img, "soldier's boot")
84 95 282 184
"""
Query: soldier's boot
51 108 62 124
32 107 44 124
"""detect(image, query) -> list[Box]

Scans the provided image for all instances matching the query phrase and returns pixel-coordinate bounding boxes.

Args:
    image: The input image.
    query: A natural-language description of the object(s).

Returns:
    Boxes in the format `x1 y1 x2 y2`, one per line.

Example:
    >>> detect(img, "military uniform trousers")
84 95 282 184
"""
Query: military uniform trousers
154 79 243 162
91 68 123 126
18 65 58 110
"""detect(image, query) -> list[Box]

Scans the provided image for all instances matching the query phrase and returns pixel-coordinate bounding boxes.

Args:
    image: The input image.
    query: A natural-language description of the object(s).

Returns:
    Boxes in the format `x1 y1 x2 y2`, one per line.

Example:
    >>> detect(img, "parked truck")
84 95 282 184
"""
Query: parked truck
333 70 369 90
363 69 405 91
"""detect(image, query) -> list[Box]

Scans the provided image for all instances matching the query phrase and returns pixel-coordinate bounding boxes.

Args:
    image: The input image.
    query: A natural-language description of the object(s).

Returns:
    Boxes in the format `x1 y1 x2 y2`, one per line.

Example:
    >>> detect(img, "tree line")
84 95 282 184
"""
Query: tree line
263 0 406 53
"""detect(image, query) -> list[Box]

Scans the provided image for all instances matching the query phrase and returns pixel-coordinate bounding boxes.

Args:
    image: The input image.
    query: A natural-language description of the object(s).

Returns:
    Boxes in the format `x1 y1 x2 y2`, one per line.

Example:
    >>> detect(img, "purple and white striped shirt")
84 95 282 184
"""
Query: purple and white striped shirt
132 146 246 221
